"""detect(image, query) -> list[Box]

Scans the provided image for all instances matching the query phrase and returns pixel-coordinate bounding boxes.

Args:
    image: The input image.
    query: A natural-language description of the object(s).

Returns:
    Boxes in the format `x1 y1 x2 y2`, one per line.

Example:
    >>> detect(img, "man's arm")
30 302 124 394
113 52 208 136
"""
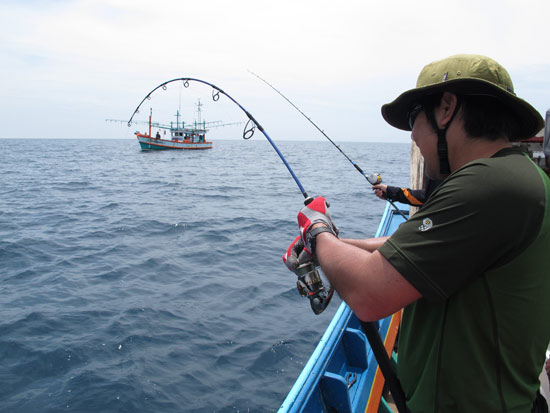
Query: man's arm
340 236 389 252
315 232 421 321
372 184 426 206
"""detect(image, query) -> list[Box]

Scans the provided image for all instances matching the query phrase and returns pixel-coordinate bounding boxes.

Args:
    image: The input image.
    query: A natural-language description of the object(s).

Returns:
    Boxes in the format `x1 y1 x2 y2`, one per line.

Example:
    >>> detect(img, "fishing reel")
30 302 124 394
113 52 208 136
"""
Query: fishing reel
295 262 334 315
367 173 382 186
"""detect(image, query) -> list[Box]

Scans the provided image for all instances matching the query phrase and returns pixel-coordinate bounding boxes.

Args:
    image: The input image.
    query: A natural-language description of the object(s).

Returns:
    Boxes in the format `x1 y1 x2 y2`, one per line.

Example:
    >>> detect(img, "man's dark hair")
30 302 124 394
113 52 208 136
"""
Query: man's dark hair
421 93 524 141
460 95 524 141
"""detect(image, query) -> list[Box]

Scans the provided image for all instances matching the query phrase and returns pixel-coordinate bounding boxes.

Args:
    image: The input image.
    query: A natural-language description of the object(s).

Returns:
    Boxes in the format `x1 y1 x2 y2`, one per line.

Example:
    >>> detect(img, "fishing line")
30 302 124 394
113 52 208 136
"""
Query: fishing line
248 70 408 220
128 77 310 200
248 72 409 412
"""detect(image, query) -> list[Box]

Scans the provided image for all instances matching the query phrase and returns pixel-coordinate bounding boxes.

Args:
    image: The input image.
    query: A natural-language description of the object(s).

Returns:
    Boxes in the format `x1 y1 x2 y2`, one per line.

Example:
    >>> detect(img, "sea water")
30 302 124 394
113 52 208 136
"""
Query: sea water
0 138 410 412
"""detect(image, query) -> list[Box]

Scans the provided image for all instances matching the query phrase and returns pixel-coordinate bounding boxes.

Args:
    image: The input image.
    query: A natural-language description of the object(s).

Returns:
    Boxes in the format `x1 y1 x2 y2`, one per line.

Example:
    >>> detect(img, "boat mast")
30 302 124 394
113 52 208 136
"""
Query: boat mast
196 99 203 128
149 108 152 137
175 110 180 129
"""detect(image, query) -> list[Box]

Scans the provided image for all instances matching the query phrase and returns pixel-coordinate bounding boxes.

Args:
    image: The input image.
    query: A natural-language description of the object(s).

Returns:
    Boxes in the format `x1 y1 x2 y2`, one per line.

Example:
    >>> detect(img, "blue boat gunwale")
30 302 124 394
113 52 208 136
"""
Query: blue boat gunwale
279 201 409 412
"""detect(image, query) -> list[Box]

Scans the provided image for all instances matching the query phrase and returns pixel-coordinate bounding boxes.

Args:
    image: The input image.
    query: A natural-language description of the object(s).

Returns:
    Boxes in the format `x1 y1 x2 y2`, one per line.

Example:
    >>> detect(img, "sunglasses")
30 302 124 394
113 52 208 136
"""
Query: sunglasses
408 103 423 129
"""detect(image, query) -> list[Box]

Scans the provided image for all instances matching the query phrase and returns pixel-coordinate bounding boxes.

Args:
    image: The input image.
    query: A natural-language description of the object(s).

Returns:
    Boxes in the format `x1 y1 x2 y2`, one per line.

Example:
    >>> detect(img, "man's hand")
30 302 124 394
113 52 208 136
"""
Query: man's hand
282 235 314 272
372 184 388 200
298 197 338 254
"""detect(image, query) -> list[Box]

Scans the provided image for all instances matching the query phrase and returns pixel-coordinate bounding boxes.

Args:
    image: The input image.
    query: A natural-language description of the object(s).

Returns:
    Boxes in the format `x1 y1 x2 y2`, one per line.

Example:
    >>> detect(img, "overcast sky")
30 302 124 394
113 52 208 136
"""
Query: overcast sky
1 0 549 142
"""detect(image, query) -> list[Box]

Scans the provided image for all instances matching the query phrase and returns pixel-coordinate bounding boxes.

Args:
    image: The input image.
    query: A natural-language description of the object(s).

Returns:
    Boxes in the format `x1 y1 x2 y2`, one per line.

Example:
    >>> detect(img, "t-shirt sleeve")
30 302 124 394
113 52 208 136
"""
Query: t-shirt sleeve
378 157 545 302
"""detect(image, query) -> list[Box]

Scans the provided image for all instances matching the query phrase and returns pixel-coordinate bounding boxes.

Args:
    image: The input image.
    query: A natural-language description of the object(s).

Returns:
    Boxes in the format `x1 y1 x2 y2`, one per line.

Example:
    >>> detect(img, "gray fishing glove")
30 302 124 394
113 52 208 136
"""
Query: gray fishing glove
283 236 315 272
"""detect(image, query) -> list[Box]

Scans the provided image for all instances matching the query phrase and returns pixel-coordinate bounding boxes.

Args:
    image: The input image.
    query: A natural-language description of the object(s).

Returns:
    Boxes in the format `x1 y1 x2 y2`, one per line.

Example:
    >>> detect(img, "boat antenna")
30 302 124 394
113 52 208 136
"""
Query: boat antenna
248 70 407 220
196 99 203 129
128 77 310 200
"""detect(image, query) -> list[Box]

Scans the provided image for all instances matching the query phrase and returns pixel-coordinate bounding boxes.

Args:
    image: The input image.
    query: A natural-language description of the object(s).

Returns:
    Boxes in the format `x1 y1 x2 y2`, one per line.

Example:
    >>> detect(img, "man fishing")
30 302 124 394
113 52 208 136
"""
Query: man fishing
284 54 550 411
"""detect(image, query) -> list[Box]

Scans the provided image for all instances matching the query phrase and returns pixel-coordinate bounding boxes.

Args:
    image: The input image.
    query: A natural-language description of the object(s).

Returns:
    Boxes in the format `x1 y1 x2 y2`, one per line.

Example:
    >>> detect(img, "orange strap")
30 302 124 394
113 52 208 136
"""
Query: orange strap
402 188 423 206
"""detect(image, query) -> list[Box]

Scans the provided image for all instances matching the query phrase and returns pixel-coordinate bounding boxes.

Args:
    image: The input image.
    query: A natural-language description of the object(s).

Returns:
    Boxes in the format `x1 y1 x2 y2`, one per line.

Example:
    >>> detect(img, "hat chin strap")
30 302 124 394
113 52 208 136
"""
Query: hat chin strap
425 98 462 175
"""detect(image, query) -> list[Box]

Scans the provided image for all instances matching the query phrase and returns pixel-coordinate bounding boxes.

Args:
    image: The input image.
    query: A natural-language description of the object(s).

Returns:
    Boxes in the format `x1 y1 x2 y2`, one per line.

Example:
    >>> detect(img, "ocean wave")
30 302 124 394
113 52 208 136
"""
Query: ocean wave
0 139 410 411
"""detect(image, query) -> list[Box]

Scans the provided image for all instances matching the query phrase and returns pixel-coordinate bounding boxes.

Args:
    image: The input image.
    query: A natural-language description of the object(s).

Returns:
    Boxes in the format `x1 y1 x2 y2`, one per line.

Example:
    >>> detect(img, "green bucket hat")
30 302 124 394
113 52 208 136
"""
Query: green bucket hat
381 54 544 140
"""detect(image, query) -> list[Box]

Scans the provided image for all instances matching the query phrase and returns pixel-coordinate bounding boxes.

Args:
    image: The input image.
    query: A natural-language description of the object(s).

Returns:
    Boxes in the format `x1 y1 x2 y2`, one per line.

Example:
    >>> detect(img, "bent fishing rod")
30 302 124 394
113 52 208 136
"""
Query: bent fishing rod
127 78 408 413
128 77 335 310
248 70 408 220
129 78 335 317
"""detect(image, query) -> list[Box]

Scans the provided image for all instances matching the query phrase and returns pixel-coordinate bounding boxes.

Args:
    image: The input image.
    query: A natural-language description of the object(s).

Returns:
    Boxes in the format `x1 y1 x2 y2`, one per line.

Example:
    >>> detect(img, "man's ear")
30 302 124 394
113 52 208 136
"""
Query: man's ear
436 92 459 129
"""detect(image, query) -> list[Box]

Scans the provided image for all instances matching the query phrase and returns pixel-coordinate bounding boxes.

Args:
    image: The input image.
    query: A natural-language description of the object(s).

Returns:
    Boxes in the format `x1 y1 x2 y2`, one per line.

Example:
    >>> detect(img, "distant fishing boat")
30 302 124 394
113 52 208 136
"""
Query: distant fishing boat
135 100 214 151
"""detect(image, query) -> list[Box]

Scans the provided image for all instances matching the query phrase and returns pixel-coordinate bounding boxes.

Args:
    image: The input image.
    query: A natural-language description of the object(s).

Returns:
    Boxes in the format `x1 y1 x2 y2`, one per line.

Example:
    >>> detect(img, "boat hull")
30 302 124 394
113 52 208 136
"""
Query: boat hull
136 134 212 150
279 202 409 413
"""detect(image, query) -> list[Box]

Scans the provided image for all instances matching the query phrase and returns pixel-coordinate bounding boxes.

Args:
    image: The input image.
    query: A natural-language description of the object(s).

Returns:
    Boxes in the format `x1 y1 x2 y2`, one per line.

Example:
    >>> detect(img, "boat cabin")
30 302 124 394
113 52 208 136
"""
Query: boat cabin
170 127 207 143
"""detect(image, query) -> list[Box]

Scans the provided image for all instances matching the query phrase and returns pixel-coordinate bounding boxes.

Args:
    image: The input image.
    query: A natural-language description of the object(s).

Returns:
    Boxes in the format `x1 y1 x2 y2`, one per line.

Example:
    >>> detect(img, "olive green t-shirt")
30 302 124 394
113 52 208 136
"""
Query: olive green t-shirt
378 147 550 412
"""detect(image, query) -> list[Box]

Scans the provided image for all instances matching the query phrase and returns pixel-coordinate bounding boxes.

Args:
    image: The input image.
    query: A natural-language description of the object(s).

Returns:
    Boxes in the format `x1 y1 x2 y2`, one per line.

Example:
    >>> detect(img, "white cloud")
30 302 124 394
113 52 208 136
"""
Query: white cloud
0 0 549 140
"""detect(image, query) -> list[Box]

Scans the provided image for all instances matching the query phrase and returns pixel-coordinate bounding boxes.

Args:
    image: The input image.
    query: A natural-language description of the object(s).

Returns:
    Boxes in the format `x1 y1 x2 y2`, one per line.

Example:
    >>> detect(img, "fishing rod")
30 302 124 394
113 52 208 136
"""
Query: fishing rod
128 76 334 313
248 70 408 220
248 71 409 412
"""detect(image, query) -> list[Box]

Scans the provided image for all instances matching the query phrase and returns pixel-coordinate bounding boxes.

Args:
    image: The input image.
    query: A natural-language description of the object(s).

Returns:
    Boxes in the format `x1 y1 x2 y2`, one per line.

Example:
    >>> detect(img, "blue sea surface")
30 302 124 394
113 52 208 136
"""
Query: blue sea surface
0 138 410 412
